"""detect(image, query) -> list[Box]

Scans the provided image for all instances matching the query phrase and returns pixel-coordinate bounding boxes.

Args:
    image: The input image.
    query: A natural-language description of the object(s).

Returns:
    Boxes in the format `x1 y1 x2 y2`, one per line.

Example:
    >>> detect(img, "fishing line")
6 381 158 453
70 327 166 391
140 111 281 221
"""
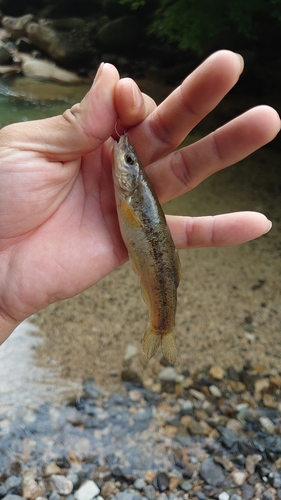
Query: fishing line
114 119 127 139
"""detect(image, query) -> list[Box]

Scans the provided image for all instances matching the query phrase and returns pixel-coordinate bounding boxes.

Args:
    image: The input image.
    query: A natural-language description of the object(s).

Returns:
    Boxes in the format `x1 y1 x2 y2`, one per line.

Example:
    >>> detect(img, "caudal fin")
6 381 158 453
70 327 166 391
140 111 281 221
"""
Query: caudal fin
161 332 177 364
142 329 177 364
142 329 161 361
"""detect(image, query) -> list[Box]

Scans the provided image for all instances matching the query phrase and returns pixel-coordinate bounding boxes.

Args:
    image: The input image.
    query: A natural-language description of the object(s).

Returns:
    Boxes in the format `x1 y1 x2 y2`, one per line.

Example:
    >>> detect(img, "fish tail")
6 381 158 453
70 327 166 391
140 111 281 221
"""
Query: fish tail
142 329 177 364
142 329 161 361
161 332 177 364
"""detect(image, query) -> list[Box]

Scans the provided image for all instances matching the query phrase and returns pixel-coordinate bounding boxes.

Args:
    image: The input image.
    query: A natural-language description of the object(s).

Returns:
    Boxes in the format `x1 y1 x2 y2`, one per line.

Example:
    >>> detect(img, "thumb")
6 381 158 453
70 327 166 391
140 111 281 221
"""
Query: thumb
0 63 120 161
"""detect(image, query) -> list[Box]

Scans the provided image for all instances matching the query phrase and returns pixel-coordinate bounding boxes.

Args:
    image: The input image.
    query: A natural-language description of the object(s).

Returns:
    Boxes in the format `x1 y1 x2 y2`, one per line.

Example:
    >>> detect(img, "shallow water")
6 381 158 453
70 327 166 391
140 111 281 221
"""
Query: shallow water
0 321 82 416
0 77 89 127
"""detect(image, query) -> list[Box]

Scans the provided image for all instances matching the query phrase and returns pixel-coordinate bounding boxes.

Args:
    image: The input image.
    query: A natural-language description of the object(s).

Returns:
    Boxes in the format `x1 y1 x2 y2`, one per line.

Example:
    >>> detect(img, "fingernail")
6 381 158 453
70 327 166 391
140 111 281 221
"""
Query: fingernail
266 219 272 233
131 80 143 109
235 52 244 73
94 62 104 83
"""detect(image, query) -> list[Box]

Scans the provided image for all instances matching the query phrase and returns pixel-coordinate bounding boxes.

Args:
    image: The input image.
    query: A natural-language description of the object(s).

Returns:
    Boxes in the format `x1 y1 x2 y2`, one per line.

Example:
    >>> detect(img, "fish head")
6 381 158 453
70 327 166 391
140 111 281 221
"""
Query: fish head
113 135 141 195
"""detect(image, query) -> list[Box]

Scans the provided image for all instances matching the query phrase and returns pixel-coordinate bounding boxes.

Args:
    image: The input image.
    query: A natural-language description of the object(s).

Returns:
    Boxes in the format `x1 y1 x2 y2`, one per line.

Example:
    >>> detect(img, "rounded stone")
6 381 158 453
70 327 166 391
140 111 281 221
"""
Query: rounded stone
200 458 225 486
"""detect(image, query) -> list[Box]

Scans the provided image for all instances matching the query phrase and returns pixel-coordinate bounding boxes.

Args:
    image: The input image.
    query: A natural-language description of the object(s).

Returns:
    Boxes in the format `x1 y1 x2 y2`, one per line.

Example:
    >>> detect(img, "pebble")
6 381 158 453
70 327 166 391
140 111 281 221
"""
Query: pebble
155 472 169 492
245 454 262 474
199 458 225 486
231 470 248 486
180 480 192 492
51 476 73 496
241 483 255 500
158 367 178 382
123 344 138 361
133 479 146 491
218 493 230 500
4 476 22 492
74 481 100 500
143 484 156 500
209 365 225 380
209 384 222 397
259 416 275 434
45 462 62 476
2 496 25 500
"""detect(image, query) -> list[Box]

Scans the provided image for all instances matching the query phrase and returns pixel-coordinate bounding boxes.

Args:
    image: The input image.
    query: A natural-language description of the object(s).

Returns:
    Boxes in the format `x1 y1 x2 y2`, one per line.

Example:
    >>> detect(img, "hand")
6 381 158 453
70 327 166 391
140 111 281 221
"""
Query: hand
0 50 279 343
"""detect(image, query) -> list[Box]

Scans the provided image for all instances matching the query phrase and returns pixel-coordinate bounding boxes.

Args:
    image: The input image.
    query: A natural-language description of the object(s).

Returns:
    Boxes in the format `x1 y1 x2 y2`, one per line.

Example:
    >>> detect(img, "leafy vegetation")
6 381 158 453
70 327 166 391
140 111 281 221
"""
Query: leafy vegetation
119 0 281 53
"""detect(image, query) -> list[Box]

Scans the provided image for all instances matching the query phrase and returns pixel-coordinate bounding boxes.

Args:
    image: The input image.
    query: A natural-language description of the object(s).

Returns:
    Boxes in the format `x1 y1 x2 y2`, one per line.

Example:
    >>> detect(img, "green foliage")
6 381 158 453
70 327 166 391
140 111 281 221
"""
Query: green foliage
119 0 281 53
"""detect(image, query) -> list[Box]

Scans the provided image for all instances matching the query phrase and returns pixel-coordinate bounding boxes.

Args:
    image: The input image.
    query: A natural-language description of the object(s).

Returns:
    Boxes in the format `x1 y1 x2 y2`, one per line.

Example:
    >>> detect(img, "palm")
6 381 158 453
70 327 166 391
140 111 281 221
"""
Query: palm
0 140 127 320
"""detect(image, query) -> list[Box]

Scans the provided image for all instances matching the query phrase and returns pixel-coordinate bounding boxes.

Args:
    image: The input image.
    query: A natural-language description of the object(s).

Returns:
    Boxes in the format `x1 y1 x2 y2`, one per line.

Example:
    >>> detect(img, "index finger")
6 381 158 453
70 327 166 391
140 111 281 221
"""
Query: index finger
129 50 244 165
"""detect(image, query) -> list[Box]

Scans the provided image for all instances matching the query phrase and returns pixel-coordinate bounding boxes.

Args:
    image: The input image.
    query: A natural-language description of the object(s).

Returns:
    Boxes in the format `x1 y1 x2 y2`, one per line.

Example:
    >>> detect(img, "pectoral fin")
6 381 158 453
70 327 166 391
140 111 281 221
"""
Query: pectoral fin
120 200 143 228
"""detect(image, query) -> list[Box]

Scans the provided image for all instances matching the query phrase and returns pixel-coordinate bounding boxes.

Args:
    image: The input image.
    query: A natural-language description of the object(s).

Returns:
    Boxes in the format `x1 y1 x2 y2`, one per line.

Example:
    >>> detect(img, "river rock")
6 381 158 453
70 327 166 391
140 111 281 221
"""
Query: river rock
0 42 12 64
74 480 100 500
26 23 92 68
51 476 73 495
0 64 19 75
2 14 35 39
18 53 88 83
200 458 225 486
95 16 141 53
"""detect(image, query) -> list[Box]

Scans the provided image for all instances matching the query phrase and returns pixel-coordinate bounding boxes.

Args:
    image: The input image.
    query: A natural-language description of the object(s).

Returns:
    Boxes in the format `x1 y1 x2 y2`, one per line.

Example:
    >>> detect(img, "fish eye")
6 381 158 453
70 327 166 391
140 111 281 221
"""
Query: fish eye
125 152 136 165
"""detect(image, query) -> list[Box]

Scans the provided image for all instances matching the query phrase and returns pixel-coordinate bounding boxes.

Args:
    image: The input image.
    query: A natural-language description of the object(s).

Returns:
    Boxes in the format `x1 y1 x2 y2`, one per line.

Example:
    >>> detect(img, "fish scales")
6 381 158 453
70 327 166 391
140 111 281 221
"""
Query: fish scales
112 134 181 363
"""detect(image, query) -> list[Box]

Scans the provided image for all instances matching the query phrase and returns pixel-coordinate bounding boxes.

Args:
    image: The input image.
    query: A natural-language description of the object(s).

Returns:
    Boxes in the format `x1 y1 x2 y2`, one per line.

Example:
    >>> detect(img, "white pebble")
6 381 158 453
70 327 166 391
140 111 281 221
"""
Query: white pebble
218 493 230 500
259 416 276 434
209 385 222 398
74 480 100 500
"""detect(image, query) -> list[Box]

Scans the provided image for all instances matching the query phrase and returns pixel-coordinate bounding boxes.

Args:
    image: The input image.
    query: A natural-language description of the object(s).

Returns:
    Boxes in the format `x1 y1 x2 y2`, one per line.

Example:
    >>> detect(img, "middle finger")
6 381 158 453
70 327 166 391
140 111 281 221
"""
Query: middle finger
129 50 244 164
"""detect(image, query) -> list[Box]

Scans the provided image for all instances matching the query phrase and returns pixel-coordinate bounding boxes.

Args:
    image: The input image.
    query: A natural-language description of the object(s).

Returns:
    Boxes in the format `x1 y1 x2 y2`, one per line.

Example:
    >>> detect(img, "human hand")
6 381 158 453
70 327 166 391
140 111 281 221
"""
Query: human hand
0 50 279 343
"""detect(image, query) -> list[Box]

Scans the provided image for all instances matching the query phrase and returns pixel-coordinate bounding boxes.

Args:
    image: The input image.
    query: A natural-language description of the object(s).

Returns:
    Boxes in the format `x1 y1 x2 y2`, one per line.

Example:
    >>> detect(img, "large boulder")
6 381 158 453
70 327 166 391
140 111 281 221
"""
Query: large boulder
26 22 92 68
18 53 90 84
96 16 141 54
1 14 35 39
0 41 12 64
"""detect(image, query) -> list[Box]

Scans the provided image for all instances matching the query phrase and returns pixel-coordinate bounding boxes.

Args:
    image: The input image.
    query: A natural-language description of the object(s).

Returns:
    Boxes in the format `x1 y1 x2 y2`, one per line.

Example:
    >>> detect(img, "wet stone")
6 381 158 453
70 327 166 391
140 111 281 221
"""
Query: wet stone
154 472 169 492
49 493 60 500
231 470 248 486
143 484 156 499
74 480 100 500
263 493 275 500
2 496 25 500
83 379 100 399
0 485 8 498
200 458 225 486
218 493 230 500
269 471 281 488
241 483 255 500
218 426 239 449
3 476 22 493
121 369 143 386
133 479 146 490
181 480 192 492
51 475 73 496
113 492 142 500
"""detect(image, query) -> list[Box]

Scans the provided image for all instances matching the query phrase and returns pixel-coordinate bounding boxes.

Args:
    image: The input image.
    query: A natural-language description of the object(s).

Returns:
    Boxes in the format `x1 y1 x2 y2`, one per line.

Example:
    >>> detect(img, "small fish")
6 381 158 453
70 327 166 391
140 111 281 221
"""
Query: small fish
112 134 181 363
